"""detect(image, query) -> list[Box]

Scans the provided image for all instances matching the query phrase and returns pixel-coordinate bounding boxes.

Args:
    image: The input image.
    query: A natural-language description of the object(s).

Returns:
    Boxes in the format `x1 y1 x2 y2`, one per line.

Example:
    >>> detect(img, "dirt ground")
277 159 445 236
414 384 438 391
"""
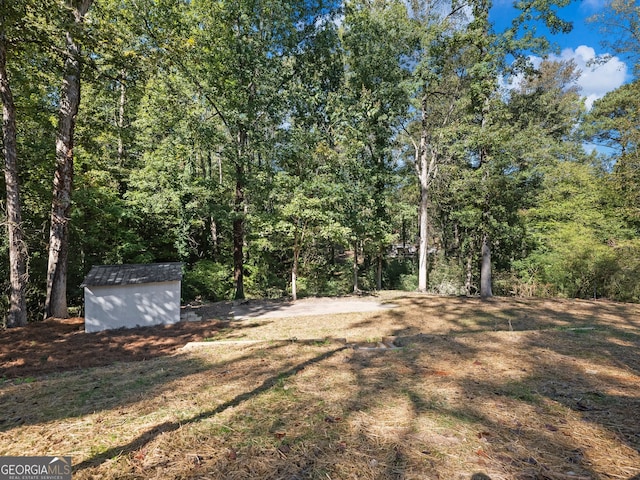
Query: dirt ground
0 296 395 379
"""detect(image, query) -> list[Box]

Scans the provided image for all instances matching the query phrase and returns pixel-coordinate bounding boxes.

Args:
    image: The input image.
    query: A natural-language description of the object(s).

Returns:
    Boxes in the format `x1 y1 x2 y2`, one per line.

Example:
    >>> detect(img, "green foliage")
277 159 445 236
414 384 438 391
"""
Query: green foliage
516 160 638 301
583 80 640 231
3 0 640 324
607 240 640 303
383 259 416 291
182 260 233 302
428 255 465 296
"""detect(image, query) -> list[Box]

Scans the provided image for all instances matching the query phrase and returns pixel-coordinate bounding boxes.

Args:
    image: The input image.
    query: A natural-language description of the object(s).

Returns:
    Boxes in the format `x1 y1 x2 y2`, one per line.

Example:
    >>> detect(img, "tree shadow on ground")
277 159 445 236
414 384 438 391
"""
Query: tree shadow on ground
0 316 269 379
72 344 349 474
4 295 639 479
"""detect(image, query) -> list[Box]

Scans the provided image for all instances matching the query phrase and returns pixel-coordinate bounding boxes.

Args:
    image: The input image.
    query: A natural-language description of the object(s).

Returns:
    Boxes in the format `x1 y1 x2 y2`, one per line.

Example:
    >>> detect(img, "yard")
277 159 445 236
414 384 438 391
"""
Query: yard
1 293 639 479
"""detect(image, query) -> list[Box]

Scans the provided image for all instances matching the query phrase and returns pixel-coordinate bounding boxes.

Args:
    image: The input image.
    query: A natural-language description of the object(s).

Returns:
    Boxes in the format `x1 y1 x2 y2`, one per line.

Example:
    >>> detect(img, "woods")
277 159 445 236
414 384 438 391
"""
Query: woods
1 0 639 325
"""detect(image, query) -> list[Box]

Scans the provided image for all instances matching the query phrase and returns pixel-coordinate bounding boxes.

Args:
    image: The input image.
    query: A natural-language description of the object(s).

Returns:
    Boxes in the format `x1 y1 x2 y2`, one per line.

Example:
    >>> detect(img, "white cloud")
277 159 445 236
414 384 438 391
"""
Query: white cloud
503 45 627 110
528 45 628 109
557 45 627 109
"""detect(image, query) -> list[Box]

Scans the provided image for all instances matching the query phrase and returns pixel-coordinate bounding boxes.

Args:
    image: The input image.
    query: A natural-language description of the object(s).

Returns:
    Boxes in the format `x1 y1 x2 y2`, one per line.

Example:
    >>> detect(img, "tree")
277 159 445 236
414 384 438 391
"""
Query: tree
139 0 341 300
44 0 93 319
336 0 415 292
451 0 573 298
0 1 28 327
583 81 640 230
517 159 634 299
403 0 469 292
266 165 348 300
588 0 639 74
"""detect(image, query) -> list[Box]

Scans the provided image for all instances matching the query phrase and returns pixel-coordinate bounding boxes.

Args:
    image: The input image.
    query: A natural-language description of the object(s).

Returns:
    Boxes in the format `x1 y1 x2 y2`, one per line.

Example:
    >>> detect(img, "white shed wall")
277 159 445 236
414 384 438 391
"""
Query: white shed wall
84 281 180 333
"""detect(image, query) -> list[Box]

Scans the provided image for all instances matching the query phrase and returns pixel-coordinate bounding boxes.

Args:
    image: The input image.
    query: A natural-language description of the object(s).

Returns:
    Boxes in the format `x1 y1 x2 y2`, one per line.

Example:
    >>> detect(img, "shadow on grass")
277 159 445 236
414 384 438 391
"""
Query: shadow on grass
72 344 348 473
5 295 639 478
209 328 631 479
0 317 269 380
1 355 210 432
378 295 640 337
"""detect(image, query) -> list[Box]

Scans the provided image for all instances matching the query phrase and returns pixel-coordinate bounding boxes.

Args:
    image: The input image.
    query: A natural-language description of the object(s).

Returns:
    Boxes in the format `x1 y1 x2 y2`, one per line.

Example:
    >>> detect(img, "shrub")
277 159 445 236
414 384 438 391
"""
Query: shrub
182 260 233 302
428 255 465 295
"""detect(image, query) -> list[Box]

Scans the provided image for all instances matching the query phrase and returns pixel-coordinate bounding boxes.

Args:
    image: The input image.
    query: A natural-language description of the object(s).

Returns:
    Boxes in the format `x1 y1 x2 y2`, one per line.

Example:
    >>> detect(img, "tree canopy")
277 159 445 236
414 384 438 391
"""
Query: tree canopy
2 0 639 326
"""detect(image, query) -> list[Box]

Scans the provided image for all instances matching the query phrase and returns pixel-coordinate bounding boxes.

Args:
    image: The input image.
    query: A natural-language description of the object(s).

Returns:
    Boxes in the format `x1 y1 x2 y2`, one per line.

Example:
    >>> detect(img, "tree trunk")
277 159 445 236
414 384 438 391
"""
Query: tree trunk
465 253 473 296
1 36 28 327
376 251 383 291
116 69 126 165
233 164 245 300
44 0 92 319
480 234 492 298
353 241 359 293
210 217 218 259
291 243 299 301
417 155 429 292
416 99 438 293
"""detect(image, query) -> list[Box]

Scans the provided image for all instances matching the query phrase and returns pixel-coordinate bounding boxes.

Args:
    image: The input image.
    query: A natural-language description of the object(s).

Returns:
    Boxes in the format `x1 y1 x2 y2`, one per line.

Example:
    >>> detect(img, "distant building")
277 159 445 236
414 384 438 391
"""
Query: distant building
387 244 437 258
82 263 182 333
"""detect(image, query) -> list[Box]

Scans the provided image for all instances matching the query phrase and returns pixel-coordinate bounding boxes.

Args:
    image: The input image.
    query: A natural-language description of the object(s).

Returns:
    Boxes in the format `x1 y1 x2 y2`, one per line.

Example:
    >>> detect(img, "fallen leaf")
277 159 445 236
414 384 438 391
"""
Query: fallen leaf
476 448 489 458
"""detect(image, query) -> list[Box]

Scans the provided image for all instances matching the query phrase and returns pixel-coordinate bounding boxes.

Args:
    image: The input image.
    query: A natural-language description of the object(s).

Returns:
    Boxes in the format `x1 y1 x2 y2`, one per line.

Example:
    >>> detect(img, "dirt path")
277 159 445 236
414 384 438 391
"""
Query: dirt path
184 296 397 321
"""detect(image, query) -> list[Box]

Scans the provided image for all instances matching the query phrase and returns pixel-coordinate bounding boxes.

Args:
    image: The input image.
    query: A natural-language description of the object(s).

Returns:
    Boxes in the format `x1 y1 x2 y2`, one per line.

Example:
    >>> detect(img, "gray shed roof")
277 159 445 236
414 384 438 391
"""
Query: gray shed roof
82 263 183 287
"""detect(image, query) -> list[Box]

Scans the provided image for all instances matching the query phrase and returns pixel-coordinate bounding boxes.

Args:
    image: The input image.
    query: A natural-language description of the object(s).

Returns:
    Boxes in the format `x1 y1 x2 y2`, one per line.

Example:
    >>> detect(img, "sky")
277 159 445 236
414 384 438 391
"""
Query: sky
489 0 632 110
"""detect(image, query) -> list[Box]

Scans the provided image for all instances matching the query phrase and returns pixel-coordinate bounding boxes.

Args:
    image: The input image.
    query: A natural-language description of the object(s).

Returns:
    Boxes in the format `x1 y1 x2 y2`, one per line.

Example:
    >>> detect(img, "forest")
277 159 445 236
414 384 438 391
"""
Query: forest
1 0 639 328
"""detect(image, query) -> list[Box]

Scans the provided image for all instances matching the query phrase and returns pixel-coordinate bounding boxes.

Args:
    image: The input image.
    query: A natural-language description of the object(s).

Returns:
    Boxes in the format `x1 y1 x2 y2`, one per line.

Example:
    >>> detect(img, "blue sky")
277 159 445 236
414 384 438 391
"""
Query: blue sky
490 0 631 109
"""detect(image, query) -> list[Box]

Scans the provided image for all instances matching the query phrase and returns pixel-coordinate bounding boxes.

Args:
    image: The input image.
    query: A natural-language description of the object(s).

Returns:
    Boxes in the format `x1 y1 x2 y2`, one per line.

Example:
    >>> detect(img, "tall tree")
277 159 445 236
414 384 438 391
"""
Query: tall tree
457 0 572 297
404 0 469 292
0 1 28 327
337 0 415 292
136 0 341 300
44 0 93 319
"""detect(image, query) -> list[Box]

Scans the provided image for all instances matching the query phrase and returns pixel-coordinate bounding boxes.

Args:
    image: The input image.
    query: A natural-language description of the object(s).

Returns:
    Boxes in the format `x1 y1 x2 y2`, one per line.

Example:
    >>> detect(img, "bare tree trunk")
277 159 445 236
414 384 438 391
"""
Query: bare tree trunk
232 124 248 301
414 96 443 293
353 241 359 293
465 253 473 296
480 234 492 298
233 163 245 300
210 217 218 259
417 156 429 292
376 251 382 291
291 242 299 301
44 0 92 319
1 36 28 327
116 69 126 165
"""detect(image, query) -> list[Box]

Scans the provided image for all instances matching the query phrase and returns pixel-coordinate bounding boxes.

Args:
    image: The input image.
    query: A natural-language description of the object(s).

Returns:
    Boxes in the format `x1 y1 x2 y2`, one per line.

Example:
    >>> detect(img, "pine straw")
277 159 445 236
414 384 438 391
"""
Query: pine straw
1 295 639 479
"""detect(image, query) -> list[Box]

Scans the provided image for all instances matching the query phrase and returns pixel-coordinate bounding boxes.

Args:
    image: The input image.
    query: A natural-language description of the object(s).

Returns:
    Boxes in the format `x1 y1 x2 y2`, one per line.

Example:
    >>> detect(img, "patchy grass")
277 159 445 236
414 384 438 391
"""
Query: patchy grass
1 294 639 479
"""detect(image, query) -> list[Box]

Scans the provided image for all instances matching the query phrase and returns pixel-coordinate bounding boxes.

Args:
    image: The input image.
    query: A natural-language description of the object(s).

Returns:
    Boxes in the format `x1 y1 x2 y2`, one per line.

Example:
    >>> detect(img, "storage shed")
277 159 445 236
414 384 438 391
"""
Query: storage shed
82 263 182 333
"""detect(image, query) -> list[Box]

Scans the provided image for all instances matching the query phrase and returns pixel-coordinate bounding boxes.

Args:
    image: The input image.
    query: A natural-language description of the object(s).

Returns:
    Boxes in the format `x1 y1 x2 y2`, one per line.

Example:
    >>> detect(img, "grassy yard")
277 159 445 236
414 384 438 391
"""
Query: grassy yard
1 294 639 479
